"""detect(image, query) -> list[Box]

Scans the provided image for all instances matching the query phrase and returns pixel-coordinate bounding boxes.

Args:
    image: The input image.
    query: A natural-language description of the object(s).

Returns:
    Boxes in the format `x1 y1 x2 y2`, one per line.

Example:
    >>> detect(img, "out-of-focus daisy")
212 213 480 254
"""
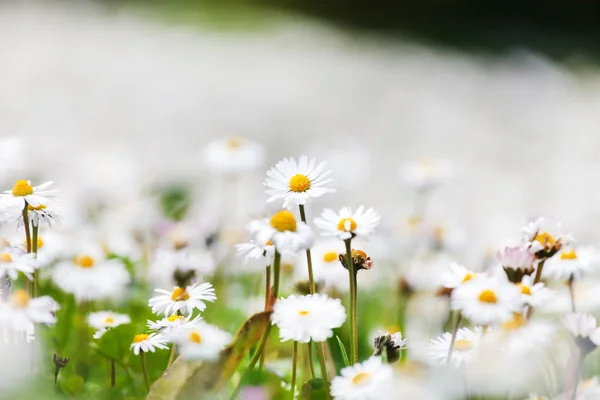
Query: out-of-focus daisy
543 247 600 281
330 356 393 400
147 314 202 334
373 332 409 363
202 137 265 174
248 211 314 252
429 327 481 368
148 282 216 316
129 333 168 355
264 155 334 209
88 311 131 339
169 322 231 361
399 158 453 190
0 180 58 208
522 217 573 260
451 275 523 325
495 246 535 283
561 312 600 346
0 289 58 331
271 294 346 343
293 239 348 291
516 275 553 308
52 248 130 302
441 262 476 289
0 249 35 280
16 201 64 228
148 247 216 288
314 206 380 241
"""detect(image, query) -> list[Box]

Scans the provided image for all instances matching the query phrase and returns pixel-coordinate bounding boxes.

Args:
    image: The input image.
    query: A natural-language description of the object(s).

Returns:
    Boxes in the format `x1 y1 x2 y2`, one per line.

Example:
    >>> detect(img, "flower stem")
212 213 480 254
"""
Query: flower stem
298 205 315 294
32 224 39 298
317 342 331 399
446 311 463 365
140 352 150 392
167 344 177 368
306 342 316 379
22 205 31 253
568 274 576 313
344 238 358 364
291 341 298 400
260 264 272 369
526 259 546 319
110 359 116 387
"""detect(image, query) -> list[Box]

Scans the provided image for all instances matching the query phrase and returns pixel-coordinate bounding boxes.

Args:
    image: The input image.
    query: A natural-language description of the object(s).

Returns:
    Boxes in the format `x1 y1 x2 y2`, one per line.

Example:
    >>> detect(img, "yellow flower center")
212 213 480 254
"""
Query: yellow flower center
226 137 243 149
270 210 297 232
11 289 30 308
12 180 33 197
323 251 338 263
298 310 309 316
561 250 577 260
132 334 149 343
24 237 44 249
265 240 273 246
75 255 95 268
104 317 115 324
453 339 473 351
462 273 474 283
517 284 532 295
0 253 12 263
478 289 498 304
351 372 371 385
289 174 311 193
27 204 46 211
189 332 202 344
337 218 357 232
171 287 190 301
502 313 526 331
168 315 184 322
534 232 555 246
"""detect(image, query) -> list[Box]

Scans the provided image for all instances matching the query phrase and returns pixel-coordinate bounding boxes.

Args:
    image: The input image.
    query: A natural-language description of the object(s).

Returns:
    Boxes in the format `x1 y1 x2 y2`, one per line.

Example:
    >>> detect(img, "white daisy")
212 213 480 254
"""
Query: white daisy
293 239 348 291
516 275 553 308
264 155 335 209
248 211 314 252
399 158 453 190
330 356 393 400
429 327 481 368
562 312 600 345
0 289 58 331
202 136 265 174
522 217 573 260
147 314 202 334
271 294 346 343
129 333 168 355
16 201 64 228
88 311 131 339
52 248 130 303
314 206 380 241
148 282 216 316
495 246 535 282
441 262 476 289
0 180 58 209
0 248 35 280
451 275 523 325
169 321 232 361
543 247 600 281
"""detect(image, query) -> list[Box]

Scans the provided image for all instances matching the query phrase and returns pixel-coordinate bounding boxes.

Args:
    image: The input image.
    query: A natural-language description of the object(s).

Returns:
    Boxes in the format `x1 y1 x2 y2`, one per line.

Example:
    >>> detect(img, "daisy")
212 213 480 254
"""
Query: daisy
399 158 453 190
16 201 64 228
0 180 58 209
543 247 600 281
264 155 335 209
201 136 265 174
129 333 168 355
52 247 130 302
0 289 58 331
148 247 216 288
441 262 476 289
451 275 523 325
248 211 314 252
148 282 216 316
0 248 35 280
562 312 600 347
522 217 573 260
147 314 202 334
169 321 232 361
271 294 346 343
330 356 393 400
516 275 553 308
88 311 131 339
429 327 481 368
314 206 380 241
495 245 535 283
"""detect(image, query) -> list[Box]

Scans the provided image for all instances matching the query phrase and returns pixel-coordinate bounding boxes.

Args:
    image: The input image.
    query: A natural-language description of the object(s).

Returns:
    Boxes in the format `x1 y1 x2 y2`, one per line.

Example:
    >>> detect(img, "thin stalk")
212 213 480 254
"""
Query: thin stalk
446 312 463 365
32 224 39 298
344 239 358 364
298 204 315 294
22 205 31 253
526 259 546 319
290 341 298 400
140 352 150 392
316 342 331 399
168 344 177 368
568 274 576 313
306 342 316 379
110 359 116 387
260 264 271 369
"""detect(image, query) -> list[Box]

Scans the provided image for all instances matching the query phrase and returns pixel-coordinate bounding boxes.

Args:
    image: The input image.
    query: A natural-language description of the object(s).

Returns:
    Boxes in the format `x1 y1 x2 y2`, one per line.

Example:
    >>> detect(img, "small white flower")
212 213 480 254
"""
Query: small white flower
451 275 523 325
0 180 58 209
441 262 476 289
429 327 481 368
330 356 393 400
248 211 314 252
516 275 553 308
399 158 452 189
202 137 265 174
562 313 600 345
0 249 35 280
16 201 64 228
0 289 58 331
129 333 168 355
88 311 131 339
264 155 335 208
544 247 600 281
314 206 380 241
495 246 535 272
522 217 573 259
169 322 232 361
147 314 202 334
271 294 346 343
148 282 216 316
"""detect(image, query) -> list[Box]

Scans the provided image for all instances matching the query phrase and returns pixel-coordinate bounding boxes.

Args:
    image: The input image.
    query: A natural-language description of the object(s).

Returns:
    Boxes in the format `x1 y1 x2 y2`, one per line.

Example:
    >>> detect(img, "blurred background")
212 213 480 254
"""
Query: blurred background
3 0 600 249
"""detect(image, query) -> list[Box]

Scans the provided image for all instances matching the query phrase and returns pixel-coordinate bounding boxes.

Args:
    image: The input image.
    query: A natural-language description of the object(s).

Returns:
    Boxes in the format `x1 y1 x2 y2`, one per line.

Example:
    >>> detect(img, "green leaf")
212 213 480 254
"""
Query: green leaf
96 324 136 362
335 335 350 367
301 378 328 400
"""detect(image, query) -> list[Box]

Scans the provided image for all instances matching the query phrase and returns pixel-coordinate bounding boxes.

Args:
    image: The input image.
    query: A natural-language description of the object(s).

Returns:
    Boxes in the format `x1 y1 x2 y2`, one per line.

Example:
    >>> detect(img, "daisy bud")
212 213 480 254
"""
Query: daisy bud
373 332 408 364
338 249 373 273
173 269 195 288
53 353 70 384
495 246 535 284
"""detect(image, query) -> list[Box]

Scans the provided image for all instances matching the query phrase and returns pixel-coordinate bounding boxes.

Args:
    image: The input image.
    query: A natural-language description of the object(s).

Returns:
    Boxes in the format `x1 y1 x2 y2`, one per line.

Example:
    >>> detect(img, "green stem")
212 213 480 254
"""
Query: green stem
168 344 177 368
344 239 358 364
22 205 31 253
140 352 150 392
446 312 463 365
306 342 316 379
568 274 576 313
526 259 546 319
110 359 116 387
316 342 331 399
32 224 38 298
260 264 271 369
290 341 298 400
298 205 316 294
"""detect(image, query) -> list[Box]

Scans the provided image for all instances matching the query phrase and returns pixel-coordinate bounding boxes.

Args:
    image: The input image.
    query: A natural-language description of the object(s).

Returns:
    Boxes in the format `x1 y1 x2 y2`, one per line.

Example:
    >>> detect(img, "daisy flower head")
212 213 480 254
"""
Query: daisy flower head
202 136 265 174
516 275 553 308
129 332 168 355
148 282 216 316
330 356 393 400
0 248 35 280
169 321 232 361
441 262 476 289
373 332 409 363
451 275 523 325
399 158 453 190
543 247 600 281
522 217 573 260
0 180 58 209
147 314 202 334
248 211 314 253
16 200 64 228
271 293 346 343
429 327 481 368
495 245 535 283
562 312 600 343
88 311 131 339
264 155 335 209
0 289 58 331
314 206 380 241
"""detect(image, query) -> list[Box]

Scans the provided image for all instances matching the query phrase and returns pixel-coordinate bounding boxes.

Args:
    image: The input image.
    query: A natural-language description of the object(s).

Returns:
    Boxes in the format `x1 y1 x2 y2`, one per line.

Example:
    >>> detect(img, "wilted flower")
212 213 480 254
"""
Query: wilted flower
338 248 373 272
373 332 409 363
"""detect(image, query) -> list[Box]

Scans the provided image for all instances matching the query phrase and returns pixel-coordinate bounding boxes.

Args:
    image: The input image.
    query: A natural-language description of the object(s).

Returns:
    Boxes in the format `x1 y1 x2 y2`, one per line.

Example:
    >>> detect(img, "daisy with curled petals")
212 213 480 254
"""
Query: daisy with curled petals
0 248 35 280
441 262 476 289
148 282 216 316
169 321 232 361
561 312 600 346
248 211 314 252
522 217 573 260
330 356 393 400
264 155 334 209
17 201 64 228
129 333 168 355
451 275 523 325
0 180 58 208
516 275 553 308
235 239 296 268
314 206 380 241
0 289 58 331
271 294 346 343
543 247 600 281
88 311 131 339
495 245 535 283
429 327 481 368
147 314 202 334
202 137 265 174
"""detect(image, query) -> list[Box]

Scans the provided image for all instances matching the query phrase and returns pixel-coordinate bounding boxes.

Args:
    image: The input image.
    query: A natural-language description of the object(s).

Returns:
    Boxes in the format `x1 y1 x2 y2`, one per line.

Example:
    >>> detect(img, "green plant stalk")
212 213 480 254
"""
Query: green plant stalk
260 264 271 369
140 352 150 392
32 224 39 298
22 205 31 291
317 342 331 399
344 238 358 364
110 359 116 387
168 344 177 368
298 205 316 294
446 312 462 365
306 342 316 378
290 341 298 400
526 259 546 319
